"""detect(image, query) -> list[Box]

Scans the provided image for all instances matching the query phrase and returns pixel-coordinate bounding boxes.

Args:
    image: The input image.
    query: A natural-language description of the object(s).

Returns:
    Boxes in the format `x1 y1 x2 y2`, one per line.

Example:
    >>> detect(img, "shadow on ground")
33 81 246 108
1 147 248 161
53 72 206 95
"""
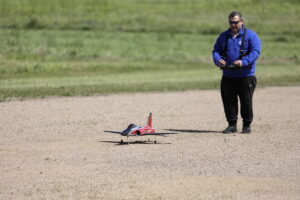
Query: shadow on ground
99 140 172 145
165 129 222 134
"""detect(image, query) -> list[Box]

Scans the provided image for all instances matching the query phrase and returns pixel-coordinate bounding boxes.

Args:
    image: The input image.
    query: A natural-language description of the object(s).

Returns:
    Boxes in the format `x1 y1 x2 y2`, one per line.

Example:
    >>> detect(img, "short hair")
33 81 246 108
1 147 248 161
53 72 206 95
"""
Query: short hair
228 11 243 20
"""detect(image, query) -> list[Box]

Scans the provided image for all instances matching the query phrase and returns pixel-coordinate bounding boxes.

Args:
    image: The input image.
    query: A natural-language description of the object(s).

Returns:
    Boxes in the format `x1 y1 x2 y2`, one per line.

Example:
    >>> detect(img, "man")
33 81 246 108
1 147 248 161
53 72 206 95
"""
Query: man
212 11 261 134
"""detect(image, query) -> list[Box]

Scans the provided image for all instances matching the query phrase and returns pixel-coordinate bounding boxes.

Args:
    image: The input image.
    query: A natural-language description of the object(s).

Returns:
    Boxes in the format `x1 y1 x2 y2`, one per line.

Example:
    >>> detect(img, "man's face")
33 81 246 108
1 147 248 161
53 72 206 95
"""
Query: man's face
229 15 243 34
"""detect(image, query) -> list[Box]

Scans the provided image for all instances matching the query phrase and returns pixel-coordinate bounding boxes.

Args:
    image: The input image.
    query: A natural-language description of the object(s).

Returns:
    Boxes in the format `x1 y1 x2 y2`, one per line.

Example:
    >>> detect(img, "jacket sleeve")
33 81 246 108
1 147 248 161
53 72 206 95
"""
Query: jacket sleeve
212 34 224 66
241 31 261 67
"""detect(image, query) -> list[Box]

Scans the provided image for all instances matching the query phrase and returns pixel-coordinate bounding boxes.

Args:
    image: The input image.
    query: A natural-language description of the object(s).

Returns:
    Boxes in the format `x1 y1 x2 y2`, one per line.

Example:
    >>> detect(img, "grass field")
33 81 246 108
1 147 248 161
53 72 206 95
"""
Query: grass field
0 0 300 101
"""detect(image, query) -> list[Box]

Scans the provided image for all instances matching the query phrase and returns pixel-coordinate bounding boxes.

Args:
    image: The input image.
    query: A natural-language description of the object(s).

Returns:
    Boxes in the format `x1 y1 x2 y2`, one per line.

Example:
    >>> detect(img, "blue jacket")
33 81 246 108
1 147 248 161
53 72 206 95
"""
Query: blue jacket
212 27 261 78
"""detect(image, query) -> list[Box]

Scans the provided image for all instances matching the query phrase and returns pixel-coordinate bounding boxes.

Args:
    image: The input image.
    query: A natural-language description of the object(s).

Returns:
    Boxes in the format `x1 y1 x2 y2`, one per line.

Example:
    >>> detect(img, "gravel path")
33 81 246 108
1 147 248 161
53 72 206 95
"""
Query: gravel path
1 86 299 199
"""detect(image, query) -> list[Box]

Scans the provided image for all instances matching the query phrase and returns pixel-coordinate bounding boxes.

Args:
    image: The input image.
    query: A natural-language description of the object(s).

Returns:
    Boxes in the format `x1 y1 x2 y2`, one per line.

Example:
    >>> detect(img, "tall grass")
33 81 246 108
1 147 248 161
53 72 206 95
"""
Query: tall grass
0 0 299 35
0 0 299 101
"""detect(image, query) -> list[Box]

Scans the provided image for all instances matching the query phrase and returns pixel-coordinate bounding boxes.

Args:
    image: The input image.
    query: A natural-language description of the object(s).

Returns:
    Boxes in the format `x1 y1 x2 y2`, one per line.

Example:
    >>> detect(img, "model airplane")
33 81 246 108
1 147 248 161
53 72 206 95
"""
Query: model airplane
104 113 177 144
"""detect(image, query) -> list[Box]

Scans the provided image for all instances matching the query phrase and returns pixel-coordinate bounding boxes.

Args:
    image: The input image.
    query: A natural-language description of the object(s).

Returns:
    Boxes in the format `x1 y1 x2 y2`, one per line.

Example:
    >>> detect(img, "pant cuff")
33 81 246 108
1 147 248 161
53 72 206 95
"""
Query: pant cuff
228 120 237 126
243 120 252 127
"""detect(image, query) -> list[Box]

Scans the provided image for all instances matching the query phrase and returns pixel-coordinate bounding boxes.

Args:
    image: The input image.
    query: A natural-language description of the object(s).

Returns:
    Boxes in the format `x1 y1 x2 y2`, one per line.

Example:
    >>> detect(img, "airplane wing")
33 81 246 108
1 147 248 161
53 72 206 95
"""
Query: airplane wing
104 130 178 136
104 131 122 134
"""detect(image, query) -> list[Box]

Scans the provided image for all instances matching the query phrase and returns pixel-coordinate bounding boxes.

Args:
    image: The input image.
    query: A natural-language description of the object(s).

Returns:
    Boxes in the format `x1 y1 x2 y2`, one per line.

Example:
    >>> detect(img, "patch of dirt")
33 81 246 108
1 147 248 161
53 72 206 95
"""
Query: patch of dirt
0 86 299 199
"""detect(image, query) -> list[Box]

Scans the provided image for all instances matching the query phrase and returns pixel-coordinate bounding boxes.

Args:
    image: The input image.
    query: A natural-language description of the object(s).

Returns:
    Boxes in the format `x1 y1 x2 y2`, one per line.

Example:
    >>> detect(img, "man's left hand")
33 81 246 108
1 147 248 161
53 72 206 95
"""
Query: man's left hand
233 60 243 67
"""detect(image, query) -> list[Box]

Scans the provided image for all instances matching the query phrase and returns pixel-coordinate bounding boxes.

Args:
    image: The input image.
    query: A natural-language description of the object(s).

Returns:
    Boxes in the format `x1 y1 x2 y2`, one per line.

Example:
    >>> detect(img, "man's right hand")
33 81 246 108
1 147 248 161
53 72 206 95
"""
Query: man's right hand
217 59 226 68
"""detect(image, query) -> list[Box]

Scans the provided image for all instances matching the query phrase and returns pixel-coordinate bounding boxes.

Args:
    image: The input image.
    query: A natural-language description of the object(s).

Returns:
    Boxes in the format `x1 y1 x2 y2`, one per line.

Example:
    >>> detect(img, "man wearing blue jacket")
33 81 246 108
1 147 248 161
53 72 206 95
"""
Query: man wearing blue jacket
212 11 261 134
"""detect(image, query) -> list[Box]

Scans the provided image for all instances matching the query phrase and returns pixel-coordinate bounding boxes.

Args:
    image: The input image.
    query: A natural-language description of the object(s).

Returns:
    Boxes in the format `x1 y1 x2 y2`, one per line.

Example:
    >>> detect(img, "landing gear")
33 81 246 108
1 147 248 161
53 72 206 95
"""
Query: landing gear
120 136 129 144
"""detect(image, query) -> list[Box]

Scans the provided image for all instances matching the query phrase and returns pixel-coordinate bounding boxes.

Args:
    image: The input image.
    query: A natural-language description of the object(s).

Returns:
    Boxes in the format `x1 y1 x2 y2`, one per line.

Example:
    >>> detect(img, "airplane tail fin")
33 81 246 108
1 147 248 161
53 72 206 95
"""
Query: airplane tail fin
147 113 152 127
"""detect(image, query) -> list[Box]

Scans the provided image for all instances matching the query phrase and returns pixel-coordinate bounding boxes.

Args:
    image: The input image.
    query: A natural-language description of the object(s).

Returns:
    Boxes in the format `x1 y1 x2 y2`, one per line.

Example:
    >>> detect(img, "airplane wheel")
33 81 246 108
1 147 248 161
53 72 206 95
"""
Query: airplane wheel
154 141 157 144
121 140 124 144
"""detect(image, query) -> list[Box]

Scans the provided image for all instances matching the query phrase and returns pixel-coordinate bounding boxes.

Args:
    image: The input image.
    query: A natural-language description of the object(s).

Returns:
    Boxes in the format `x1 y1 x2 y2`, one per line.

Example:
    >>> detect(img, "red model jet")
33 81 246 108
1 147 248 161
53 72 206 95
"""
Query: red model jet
104 113 177 144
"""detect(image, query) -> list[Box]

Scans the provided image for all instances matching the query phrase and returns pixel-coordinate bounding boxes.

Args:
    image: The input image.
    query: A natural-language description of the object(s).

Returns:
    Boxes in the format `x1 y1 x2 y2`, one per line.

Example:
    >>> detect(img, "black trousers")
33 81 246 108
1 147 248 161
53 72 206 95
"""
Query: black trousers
221 76 257 126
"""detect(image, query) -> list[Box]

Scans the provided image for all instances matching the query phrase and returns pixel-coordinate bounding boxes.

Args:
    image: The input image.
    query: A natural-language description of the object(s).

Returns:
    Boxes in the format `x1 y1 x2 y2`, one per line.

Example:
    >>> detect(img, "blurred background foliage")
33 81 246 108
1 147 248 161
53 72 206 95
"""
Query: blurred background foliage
0 0 299 100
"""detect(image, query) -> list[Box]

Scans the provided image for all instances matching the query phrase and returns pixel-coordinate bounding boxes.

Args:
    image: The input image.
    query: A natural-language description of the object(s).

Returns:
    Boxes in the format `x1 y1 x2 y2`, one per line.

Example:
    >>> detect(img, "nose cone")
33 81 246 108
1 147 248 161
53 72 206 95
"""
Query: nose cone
122 124 138 135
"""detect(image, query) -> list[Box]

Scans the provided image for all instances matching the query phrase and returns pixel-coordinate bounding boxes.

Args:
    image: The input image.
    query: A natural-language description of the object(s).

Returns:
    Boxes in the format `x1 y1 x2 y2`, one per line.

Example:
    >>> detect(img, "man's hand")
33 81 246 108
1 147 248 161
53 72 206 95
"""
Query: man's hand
233 60 243 67
217 59 226 68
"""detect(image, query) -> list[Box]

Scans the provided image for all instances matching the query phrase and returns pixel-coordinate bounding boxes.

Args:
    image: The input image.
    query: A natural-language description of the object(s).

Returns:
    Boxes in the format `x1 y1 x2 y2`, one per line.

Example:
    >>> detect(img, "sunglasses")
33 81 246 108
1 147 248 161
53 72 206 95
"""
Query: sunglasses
229 20 240 25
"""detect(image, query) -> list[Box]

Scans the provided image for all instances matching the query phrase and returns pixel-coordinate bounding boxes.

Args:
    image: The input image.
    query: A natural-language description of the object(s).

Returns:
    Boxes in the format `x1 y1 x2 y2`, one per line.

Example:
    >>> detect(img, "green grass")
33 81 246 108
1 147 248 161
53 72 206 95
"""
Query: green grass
0 0 300 101
1 0 299 35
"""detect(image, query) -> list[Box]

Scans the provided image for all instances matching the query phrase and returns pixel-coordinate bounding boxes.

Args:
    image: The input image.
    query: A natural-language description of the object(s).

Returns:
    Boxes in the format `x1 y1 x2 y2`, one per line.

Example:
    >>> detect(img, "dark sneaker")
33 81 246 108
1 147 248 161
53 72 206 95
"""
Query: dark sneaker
242 126 251 134
222 126 237 134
